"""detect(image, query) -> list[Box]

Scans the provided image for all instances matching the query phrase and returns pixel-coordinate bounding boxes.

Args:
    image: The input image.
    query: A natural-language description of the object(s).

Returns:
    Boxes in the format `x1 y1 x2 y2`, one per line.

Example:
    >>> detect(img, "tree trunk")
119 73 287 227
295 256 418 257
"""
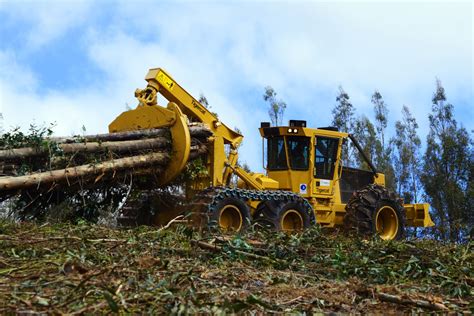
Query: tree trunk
0 138 170 160
49 124 211 144
0 152 169 191
50 128 169 143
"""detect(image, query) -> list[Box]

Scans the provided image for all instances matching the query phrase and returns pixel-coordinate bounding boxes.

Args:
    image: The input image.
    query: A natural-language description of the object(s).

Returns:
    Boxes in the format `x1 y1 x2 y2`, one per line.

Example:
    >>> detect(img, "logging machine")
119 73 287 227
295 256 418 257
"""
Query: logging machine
109 68 434 240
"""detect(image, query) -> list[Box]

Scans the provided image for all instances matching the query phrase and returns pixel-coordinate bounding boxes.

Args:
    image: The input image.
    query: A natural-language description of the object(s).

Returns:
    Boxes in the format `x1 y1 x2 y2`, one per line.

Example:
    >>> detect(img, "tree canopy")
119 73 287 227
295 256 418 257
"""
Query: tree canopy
263 86 287 126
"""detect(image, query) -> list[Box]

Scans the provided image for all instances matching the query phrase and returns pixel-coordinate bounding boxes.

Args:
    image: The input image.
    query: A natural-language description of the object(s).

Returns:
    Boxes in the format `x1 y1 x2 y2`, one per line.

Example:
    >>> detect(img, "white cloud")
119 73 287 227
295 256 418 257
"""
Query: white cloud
0 0 472 171
0 0 93 51
0 50 37 90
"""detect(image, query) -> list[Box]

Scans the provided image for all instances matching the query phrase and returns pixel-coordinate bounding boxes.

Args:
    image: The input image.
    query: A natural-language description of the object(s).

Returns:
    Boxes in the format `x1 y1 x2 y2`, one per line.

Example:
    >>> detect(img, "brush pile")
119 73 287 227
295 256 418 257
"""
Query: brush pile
0 124 211 221
0 221 471 314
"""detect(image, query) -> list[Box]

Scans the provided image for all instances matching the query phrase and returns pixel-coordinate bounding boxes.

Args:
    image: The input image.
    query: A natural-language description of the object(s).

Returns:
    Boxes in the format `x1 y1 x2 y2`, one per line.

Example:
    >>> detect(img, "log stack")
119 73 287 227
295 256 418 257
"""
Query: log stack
0 123 212 199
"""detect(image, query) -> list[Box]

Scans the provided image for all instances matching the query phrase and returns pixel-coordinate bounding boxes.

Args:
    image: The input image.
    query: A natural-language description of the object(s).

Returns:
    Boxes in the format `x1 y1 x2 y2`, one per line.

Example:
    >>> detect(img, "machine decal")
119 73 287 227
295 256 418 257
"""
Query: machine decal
319 179 330 187
192 99 206 114
157 71 175 91
299 183 307 194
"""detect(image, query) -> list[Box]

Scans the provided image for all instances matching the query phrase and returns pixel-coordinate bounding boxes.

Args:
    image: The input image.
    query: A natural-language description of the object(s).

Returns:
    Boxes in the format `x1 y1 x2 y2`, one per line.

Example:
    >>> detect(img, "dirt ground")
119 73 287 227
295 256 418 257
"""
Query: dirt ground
0 221 472 314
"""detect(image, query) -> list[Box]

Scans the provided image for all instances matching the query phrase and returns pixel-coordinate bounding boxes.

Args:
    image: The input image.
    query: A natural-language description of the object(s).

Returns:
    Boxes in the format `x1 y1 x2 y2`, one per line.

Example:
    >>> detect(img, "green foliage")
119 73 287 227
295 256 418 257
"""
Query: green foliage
372 90 388 148
263 86 287 126
0 124 64 175
198 94 209 108
0 124 155 223
198 93 219 118
391 106 422 203
0 123 59 152
421 79 473 242
183 157 208 181
12 184 130 223
0 222 471 314
332 86 355 166
371 90 396 191
5 125 52 147
352 115 379 171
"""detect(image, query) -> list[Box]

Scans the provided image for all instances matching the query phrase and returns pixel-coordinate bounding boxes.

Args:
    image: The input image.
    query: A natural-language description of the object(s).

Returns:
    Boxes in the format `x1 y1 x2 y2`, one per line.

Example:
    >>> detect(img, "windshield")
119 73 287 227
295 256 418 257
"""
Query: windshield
267 136 287 170
287 136 310 170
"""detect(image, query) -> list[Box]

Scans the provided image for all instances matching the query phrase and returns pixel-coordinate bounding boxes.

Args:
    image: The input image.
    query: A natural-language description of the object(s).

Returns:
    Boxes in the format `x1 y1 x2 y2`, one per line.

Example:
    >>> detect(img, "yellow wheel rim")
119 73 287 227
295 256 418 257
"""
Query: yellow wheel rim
280 209 304 232
375 206 399 240
219 205 243 232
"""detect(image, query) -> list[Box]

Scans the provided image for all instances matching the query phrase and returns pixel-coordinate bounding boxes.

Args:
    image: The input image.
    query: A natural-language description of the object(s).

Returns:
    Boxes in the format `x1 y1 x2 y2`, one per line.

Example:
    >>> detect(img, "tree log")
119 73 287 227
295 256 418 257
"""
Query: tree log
189 144 208 160
376 292 449 311
0 141 207 180
188 124 213 139
0 152 169 191
0 123 211 161
0 138 170 160
50 128 169 143
49 123 211 144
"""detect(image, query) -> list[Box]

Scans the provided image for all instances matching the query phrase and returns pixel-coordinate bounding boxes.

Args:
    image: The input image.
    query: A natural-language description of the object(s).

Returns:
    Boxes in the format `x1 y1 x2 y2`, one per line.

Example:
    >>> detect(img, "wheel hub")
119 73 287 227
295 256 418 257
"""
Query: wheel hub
219 205 243 231
280 209 304 232
375 206 399 240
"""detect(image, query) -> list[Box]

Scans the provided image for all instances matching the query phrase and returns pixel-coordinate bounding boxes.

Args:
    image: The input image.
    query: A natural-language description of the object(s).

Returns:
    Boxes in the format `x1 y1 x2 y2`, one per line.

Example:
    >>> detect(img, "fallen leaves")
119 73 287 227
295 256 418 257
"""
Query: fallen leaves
0 220 472 313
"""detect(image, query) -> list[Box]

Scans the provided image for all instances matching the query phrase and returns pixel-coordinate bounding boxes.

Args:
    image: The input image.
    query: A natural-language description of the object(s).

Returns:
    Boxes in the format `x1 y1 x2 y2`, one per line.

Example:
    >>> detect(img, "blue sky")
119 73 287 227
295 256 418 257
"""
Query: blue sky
0 0 472 172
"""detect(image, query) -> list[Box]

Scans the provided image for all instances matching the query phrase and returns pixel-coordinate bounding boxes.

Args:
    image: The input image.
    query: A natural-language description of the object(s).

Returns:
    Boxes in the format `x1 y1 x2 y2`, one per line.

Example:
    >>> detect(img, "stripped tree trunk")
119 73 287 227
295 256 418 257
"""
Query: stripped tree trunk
0 152 169 191
50 124 211 143
0 138 170 159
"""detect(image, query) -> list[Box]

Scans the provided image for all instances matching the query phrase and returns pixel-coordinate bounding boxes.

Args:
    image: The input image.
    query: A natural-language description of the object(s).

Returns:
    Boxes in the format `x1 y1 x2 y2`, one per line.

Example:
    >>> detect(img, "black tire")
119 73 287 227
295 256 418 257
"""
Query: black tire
344 184 406 240
209 197 250 232
118 190 184 227
254 200 281 229
255 200 312 232
118 191 154 227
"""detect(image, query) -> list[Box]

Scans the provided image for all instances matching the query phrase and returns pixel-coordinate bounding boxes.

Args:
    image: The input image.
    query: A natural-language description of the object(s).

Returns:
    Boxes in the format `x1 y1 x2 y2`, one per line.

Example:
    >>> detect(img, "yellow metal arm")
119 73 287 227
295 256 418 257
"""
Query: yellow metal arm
143 68 243 150
111 67 246 187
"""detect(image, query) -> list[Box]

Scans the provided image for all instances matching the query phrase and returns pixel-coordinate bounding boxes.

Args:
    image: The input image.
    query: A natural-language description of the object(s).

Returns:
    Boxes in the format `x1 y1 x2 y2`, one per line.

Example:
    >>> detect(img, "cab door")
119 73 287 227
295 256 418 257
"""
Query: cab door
286 136 312 196
313 136 340 196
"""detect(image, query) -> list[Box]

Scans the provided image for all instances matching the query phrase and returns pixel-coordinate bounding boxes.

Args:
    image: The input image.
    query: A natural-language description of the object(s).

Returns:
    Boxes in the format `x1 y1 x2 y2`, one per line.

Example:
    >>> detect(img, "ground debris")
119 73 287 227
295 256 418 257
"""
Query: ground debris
0 221 472 314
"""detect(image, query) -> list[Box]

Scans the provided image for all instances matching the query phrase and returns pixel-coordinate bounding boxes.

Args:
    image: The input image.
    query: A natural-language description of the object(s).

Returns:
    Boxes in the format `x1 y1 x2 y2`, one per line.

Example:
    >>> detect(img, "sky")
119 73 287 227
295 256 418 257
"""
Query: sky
0 0 472 172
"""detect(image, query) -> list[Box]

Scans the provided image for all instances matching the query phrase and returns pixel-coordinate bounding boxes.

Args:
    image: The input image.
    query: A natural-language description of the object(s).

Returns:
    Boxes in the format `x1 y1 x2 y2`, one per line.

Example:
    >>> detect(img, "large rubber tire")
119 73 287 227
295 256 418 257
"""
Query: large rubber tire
118 191 154 227
254 200 281 229
118 190 184 227
209 197 251 232
344 184 406 240
255 200 312 232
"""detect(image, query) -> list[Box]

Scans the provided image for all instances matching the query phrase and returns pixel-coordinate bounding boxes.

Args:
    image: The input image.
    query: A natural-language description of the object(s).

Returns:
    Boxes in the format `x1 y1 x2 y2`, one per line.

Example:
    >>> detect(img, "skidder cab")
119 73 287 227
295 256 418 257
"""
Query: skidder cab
259 120 434 240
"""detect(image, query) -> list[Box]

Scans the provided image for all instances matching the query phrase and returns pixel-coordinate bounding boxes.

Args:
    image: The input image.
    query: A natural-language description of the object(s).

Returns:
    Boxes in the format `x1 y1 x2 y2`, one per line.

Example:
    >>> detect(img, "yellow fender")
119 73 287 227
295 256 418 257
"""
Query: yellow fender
404 203 435 227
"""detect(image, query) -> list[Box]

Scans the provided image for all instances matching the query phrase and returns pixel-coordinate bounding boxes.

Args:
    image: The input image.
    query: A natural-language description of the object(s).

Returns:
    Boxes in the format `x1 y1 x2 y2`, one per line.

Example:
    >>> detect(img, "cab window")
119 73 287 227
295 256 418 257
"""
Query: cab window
267 136 287 170
287 136 310 170
315 137 339 179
